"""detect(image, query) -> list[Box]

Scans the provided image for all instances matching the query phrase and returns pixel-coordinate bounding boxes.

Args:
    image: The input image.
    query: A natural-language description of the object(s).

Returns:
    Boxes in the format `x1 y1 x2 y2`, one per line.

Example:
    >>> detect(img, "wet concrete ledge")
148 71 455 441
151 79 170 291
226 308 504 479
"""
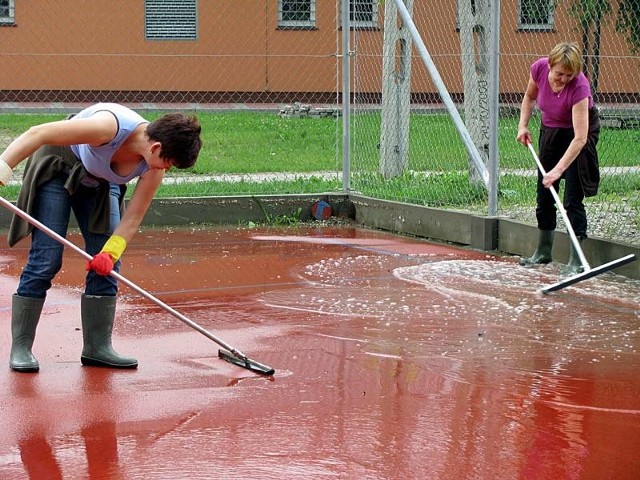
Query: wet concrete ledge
1 193 638 279
350 194 640 280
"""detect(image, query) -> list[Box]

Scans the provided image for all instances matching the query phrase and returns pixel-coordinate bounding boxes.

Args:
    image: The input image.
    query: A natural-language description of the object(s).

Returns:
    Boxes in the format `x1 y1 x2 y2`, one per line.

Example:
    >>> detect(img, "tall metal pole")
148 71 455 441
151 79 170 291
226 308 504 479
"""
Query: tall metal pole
488 0 500 216
341 0 351 192
392 0 489 188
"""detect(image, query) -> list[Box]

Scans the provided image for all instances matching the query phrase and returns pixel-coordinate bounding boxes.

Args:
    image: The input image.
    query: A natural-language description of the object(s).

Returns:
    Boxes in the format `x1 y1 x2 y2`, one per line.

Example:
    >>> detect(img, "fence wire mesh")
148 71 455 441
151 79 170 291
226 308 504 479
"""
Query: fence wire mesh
0 1 639 248
0 1 344 196
351 0 640 247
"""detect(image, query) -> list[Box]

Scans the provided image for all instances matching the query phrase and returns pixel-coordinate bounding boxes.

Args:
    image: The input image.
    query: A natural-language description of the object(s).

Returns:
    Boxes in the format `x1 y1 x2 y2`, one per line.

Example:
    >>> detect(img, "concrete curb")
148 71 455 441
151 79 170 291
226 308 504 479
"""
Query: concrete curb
1 193 637 280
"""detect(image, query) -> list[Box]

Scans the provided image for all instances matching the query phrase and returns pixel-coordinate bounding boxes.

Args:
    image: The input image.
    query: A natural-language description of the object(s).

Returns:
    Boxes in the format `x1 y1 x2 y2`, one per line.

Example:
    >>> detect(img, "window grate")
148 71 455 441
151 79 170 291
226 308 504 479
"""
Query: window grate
0 0 15 25
278 0 316 29
145 0 198 40
349 0 378 29
519 0 554 30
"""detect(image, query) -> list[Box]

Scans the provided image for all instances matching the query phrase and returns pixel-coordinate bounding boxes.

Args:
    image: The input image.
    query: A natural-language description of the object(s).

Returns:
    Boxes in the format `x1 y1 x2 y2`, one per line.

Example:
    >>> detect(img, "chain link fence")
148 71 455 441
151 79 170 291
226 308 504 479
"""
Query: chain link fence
0 0 344 193
0 0 639 248
351 0 640 247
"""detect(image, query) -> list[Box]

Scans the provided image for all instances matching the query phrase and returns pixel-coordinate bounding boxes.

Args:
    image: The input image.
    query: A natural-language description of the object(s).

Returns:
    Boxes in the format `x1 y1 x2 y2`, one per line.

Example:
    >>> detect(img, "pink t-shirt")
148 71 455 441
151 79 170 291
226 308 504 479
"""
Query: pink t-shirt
531 57 593 128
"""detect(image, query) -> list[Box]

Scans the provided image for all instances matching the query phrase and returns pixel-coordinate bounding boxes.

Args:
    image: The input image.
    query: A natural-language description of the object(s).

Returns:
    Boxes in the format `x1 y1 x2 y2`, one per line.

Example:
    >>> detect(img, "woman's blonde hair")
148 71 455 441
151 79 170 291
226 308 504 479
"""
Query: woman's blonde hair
548 42 583 76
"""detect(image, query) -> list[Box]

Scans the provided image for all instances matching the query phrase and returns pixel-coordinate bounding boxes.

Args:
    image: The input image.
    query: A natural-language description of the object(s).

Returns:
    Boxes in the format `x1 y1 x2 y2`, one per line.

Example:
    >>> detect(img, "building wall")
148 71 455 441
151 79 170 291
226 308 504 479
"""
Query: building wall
0 1 636 100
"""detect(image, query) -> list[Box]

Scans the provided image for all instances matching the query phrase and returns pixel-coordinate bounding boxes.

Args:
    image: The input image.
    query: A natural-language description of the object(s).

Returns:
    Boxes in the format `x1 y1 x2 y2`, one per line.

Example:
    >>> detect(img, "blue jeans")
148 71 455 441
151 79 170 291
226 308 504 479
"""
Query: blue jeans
17 176 121 298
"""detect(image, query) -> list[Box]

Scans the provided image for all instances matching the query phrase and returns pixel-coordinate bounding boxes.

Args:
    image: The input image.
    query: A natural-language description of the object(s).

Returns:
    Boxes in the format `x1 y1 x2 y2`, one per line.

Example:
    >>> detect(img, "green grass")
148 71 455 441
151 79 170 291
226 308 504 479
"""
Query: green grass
0 111 341 174
154 176 342 197
190 112 341 174
1 110 639 202
351 111 640 170
1 184 20 199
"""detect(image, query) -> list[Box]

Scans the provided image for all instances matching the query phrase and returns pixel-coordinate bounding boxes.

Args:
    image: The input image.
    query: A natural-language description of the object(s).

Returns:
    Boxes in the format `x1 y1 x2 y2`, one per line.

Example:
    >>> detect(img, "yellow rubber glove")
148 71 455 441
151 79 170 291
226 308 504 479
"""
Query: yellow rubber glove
101 235 127 262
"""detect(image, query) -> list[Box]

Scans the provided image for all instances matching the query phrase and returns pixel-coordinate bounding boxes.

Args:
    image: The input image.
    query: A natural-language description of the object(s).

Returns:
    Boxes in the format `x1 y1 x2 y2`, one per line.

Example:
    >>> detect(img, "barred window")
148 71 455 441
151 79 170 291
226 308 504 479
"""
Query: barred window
519 0 554 31
350 0 378 28
0 0 15 26
145 0 198 40
278 0 316 29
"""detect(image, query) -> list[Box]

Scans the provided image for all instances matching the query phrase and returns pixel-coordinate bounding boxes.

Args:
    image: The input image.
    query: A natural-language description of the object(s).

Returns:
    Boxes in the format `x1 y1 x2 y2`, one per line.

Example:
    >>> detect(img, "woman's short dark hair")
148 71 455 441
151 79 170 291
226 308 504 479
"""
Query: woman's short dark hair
146 113 202 169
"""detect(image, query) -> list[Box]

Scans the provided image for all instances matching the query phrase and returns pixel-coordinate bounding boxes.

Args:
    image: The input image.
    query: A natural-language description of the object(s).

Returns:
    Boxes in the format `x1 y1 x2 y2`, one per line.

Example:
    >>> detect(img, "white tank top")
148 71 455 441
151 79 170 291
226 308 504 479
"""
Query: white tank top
69 103 150 184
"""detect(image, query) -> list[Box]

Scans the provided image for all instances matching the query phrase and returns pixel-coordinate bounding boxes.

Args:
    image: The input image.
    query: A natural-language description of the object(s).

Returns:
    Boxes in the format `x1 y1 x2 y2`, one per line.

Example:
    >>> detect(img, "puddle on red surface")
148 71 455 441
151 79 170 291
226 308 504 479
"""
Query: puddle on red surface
1 225 639 479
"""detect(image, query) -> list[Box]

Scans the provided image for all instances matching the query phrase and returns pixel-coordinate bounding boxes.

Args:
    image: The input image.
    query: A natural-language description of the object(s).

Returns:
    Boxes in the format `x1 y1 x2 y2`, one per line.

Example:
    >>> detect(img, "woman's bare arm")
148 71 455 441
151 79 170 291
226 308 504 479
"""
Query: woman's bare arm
112 168 165 243
0 111 118 169
516 75 538 145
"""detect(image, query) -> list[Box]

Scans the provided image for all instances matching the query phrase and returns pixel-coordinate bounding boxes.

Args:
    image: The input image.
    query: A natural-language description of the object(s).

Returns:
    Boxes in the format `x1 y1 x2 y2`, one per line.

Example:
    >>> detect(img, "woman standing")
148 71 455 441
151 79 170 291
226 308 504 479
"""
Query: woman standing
516 42 601 275
0 103 202 372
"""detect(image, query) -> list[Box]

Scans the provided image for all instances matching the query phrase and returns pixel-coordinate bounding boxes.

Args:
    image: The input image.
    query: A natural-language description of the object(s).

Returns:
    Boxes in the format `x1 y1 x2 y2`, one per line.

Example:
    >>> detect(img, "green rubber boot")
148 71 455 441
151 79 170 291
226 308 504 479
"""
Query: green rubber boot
562 239 585 276
10 294 45 373
80 294 138 369
520 229 555 266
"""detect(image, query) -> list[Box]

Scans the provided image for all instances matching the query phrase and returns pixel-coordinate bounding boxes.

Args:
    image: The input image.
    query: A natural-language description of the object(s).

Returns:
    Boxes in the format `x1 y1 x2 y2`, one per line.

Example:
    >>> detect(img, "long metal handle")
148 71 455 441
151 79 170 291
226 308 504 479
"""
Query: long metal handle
0 196 246 358
526 143 591 271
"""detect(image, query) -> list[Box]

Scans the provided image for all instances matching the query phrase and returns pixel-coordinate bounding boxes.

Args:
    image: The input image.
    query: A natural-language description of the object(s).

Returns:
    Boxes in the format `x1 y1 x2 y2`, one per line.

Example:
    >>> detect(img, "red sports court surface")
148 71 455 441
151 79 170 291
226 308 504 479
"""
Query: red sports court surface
1 225 639 479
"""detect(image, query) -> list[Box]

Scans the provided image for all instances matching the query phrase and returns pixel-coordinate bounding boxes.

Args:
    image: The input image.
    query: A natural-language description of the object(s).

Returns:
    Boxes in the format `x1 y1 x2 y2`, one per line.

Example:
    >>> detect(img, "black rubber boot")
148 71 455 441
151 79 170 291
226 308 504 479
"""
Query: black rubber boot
520 230 555 266
80 294 138 369
10 294 45 373
562 239 585 276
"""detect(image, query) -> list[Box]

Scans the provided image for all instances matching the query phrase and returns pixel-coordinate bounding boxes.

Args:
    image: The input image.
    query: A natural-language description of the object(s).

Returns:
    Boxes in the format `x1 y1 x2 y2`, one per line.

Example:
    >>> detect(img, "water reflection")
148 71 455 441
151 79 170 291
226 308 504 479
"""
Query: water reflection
255 251 640 478
12 369 125 479
19 435 63 480
2 227 639 479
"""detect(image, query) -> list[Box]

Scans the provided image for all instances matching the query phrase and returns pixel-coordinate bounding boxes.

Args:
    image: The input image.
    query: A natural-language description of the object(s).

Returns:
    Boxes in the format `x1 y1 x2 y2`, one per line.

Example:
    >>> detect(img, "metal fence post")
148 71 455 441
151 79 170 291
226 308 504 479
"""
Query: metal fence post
341 0 351 192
